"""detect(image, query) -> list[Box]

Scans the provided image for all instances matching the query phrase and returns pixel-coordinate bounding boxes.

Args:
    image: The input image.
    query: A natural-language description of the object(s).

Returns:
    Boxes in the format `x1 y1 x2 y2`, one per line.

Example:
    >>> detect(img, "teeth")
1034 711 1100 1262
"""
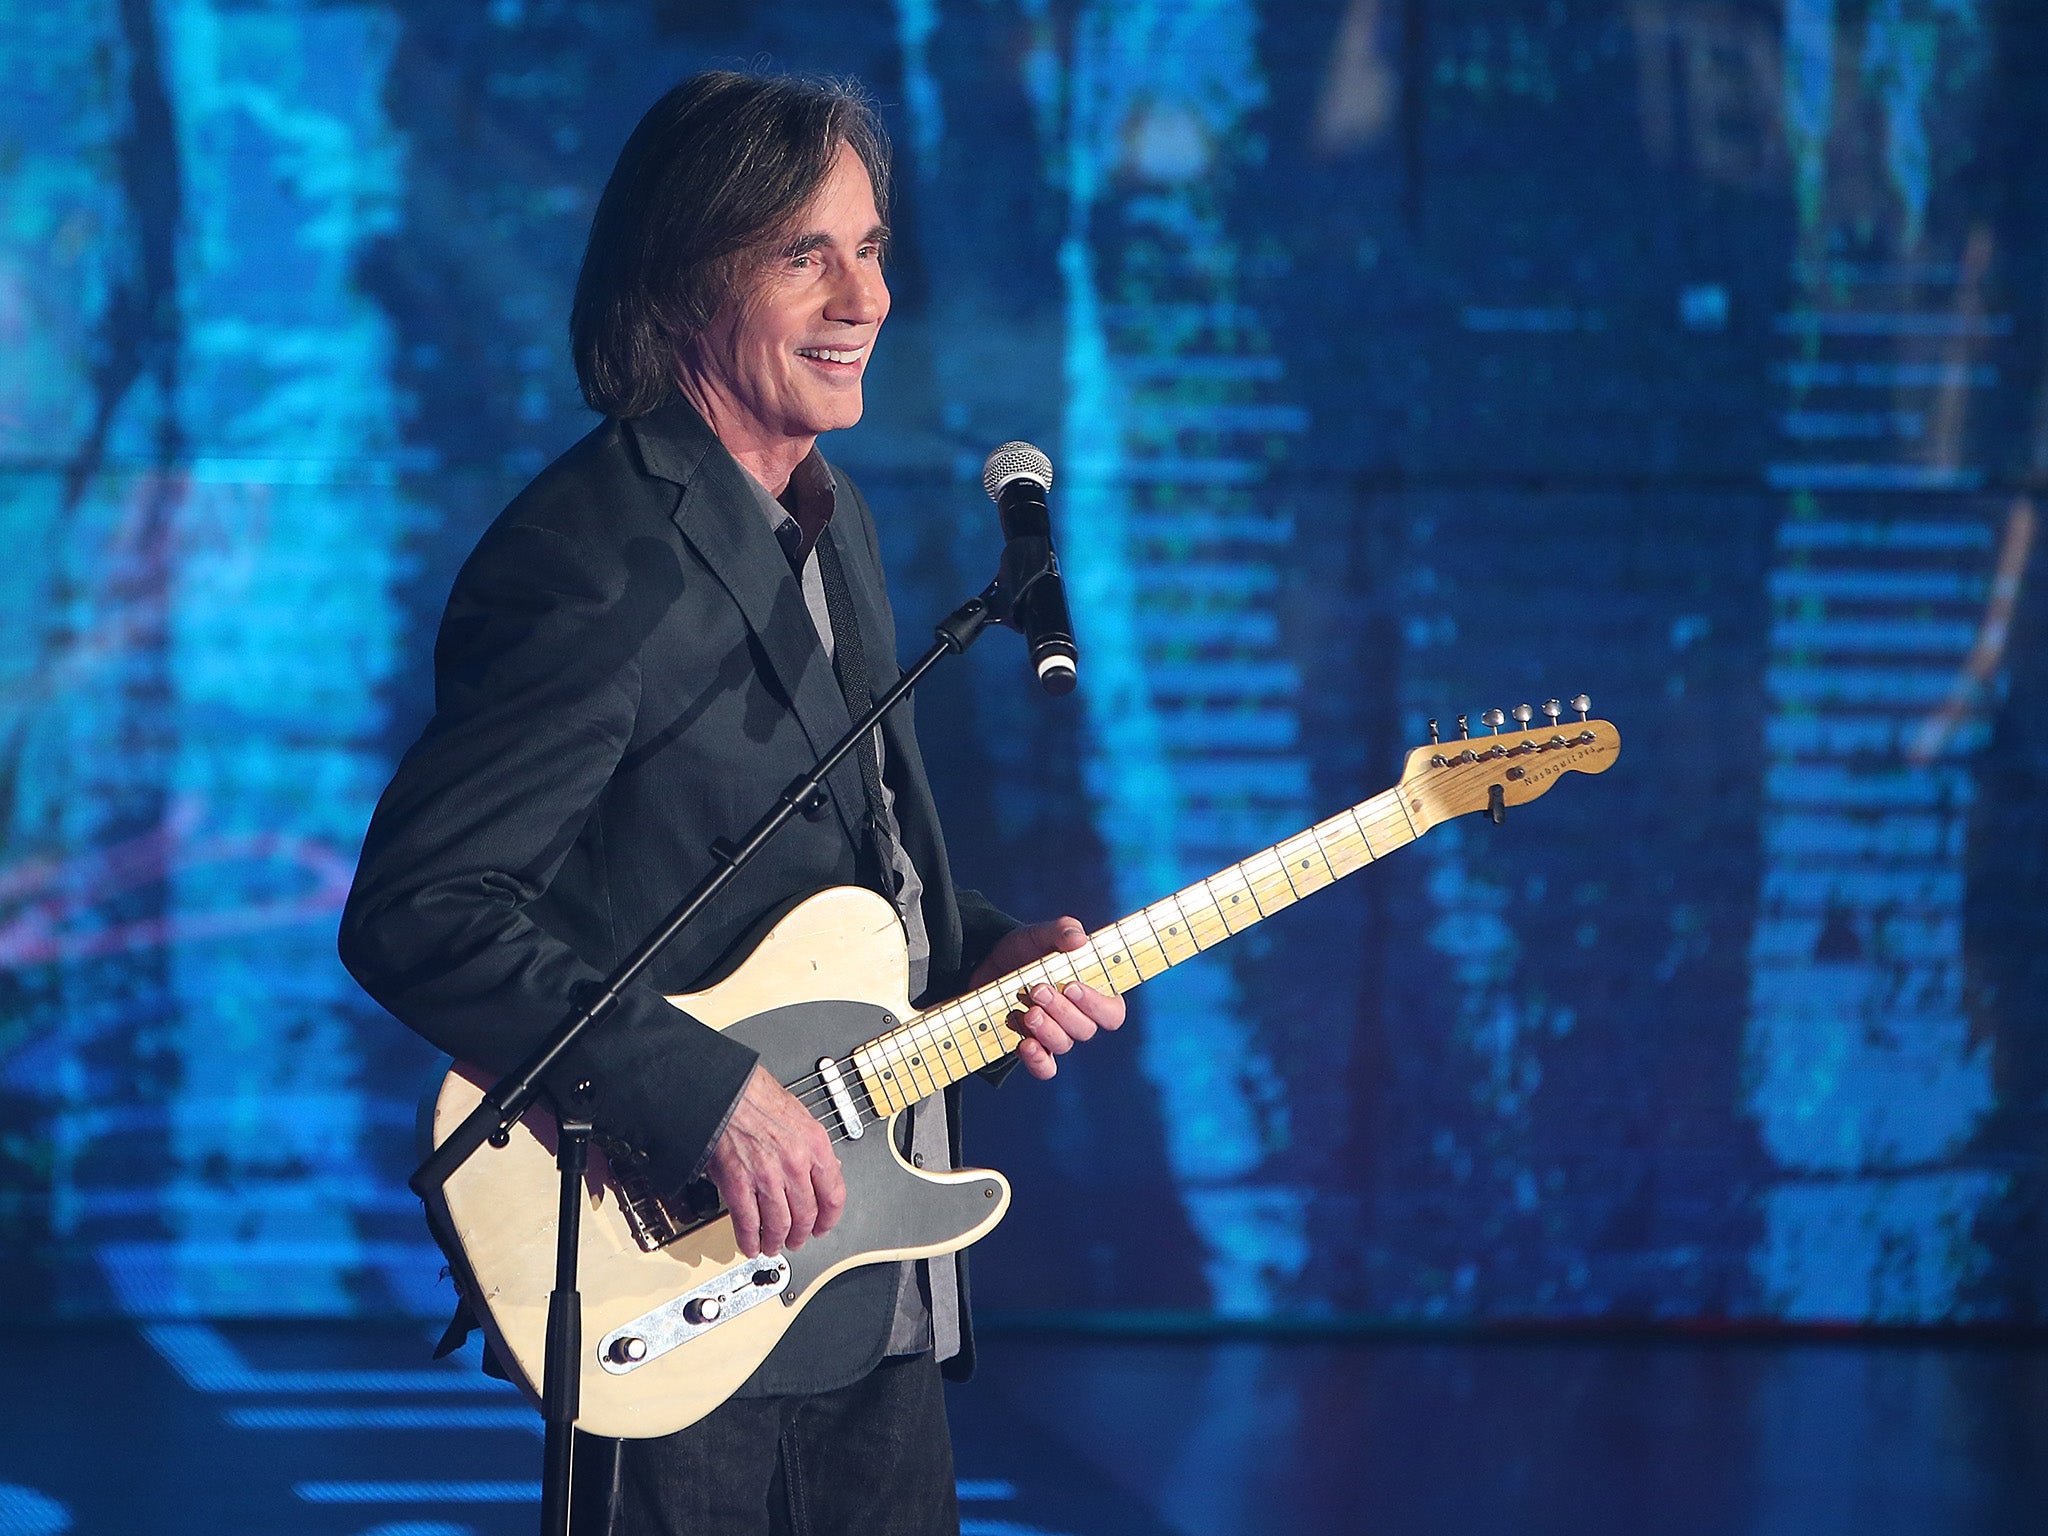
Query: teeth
797 348 864 363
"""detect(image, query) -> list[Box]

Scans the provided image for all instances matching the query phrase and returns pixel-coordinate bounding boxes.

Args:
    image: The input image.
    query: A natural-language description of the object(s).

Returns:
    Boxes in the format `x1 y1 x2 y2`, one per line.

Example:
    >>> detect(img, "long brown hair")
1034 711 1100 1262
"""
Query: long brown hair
571 71 892 419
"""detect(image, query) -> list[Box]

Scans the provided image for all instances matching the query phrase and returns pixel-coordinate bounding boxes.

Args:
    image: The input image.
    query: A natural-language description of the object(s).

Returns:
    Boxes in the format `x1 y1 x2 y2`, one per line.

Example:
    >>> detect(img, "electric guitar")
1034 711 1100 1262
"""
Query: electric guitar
427 703 1621 1436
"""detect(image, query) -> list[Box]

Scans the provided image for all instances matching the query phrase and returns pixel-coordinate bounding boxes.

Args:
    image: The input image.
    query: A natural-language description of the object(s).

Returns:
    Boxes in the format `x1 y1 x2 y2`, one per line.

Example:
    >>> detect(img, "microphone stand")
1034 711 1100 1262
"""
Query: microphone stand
410 575 1018 1536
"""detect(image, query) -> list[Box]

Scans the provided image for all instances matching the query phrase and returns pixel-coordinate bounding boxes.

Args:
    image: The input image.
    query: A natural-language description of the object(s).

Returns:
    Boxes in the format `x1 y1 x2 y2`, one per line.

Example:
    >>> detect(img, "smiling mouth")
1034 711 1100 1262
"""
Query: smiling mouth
795 346 868 366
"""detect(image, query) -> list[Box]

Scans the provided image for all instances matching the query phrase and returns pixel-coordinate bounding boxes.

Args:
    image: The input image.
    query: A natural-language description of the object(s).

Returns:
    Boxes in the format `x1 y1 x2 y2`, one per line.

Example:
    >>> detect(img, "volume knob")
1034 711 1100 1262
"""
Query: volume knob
683 1295 724 1326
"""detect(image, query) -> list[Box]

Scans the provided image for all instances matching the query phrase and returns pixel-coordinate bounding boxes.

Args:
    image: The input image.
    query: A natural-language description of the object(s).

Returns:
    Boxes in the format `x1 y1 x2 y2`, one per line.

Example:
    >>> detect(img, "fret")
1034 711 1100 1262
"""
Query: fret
881 1027 925 1110
898 1030 941 1101
1388 787 1423 844
1360 792 1417 856
1239 847 1298 916
1205 866 1262 934
1274 829 1336 896
1092 936 1145 994
856 1041 908 1115
939 1002 983 1072
860 1040 901 1114
1352 801 1384 858
1058 947 1113 997
966 992 1012 1061
1037 950 1084 993
1111 914 1168 979
1174 880 1229 949
1317 809 1374 878
1145 894 1203 965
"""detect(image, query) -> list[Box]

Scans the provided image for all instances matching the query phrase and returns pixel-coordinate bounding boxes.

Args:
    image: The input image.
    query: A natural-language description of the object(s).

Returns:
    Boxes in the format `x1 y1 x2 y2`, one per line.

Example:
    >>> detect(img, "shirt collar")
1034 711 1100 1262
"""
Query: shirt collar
741 446 837 571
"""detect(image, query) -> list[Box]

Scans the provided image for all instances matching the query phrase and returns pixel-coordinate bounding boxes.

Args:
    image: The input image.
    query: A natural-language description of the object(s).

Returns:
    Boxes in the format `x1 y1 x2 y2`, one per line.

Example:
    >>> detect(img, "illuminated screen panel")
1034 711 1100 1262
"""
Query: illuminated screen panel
0 0 2041 1325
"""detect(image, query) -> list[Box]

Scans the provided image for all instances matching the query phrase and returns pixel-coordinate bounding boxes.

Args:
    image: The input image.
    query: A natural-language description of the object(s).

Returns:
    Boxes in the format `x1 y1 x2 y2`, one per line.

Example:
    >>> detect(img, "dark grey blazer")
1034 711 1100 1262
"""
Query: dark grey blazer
339 397 1016 1394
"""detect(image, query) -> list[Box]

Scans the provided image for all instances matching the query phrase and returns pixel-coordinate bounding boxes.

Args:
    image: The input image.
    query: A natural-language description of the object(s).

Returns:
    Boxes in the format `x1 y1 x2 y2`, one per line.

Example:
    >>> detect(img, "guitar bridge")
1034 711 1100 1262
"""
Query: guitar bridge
606 1144 723 1254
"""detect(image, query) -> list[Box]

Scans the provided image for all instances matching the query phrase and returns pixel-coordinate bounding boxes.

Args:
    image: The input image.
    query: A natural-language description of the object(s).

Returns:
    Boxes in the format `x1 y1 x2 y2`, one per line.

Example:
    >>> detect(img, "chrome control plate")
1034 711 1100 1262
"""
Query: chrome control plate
596 1253 791 1374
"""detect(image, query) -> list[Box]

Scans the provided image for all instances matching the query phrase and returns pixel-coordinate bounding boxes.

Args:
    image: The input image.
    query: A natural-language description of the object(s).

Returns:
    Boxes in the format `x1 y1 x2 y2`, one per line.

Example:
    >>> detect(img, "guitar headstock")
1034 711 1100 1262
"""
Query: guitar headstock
1398 696 1620 831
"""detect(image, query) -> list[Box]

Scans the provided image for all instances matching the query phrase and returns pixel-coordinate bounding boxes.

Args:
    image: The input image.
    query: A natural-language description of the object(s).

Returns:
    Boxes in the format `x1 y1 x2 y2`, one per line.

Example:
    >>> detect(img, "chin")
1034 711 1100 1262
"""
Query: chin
804 391 866 436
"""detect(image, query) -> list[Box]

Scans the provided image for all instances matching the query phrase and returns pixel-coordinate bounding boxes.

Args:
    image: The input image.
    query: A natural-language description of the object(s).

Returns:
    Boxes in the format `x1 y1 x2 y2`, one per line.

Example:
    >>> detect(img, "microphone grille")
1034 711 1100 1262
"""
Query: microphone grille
982 440 1054 502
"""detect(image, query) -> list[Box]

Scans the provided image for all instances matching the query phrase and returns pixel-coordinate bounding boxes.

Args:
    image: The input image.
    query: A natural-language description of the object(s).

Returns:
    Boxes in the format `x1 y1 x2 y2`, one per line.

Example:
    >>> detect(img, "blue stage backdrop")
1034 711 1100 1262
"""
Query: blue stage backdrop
1 0 2042 1325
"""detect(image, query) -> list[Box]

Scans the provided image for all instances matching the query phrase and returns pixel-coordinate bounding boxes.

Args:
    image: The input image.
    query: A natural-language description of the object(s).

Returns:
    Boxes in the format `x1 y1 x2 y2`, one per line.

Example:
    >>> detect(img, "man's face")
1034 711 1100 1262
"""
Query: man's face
683 142 891 452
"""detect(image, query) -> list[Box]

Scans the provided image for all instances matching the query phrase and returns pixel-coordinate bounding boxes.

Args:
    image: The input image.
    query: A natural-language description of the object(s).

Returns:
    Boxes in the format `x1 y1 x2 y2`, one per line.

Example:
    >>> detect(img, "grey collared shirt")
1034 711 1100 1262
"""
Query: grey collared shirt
740 451 958 1363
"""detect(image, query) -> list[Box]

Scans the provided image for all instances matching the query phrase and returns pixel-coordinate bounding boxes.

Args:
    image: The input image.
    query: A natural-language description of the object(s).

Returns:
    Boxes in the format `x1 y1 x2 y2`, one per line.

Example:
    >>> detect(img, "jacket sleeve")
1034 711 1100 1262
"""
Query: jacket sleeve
338 521 758 1191
955 886 1024 1088
955 886 1021 981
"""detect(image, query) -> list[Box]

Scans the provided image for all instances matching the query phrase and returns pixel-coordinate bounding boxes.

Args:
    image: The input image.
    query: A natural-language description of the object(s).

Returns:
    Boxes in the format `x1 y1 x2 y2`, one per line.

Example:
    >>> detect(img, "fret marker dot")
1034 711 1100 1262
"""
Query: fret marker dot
911 1057 922 1066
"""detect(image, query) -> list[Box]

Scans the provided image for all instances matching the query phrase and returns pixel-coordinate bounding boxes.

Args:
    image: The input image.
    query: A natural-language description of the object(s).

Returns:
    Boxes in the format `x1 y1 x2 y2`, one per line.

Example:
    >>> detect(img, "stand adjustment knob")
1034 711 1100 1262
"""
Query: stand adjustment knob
607 1335 647 1365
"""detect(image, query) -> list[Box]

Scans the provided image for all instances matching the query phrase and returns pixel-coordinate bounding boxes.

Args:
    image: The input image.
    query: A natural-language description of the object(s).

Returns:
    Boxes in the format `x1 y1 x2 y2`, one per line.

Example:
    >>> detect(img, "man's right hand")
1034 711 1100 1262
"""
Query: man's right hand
703 1064 847 1258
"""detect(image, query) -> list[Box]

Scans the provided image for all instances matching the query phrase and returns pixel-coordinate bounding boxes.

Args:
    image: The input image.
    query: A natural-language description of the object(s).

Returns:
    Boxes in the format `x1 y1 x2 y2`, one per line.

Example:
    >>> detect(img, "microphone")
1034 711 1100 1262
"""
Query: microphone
982 441 1079 696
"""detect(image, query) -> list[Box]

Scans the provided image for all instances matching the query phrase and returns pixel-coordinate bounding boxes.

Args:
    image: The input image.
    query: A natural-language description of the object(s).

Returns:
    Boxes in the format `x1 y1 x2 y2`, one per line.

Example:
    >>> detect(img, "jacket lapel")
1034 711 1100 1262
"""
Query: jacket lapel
624 401 868 854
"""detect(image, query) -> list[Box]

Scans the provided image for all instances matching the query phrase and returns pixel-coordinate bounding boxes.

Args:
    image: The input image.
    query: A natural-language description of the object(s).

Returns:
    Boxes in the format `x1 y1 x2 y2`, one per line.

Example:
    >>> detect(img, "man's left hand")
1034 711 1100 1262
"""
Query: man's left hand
965 917 1126 1079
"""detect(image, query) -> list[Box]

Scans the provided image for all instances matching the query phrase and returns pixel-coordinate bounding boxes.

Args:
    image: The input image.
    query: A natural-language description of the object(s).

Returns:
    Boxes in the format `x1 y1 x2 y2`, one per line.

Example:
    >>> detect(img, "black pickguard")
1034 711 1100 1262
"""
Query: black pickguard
677 1000 1001 1300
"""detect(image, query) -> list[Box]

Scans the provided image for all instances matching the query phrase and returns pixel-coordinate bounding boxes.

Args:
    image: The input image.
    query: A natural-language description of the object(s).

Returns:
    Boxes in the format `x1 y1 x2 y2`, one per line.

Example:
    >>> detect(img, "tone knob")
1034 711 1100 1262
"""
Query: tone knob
683 1295 724 1326
607 1335 647 1365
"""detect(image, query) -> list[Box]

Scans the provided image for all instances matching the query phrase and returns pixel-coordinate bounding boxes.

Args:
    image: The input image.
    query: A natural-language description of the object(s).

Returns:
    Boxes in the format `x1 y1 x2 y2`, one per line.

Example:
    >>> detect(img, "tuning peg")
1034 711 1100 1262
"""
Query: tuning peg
1511 703 1534 729
1570 693 1591 721
1542 699 1562 726
1427 718 1440 745
1481 708 1506 734
1456 713 1469 740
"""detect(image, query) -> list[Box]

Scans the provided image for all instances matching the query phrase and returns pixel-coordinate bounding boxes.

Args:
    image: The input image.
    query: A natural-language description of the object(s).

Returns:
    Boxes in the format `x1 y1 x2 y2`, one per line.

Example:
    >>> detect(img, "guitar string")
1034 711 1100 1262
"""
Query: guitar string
673 800 1433 1218
660 772 1609 1221
775 809 1405 1128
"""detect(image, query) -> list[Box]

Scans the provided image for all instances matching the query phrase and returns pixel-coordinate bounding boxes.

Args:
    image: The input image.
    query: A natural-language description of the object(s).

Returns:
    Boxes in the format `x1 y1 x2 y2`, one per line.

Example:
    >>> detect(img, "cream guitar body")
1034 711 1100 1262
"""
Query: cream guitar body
432 884 1010 1440
427 709 1621 1440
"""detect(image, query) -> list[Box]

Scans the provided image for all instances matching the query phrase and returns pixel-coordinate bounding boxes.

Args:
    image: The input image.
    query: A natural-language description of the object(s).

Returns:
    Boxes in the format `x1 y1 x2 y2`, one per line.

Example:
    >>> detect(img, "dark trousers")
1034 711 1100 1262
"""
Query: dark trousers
570 1352 958 1536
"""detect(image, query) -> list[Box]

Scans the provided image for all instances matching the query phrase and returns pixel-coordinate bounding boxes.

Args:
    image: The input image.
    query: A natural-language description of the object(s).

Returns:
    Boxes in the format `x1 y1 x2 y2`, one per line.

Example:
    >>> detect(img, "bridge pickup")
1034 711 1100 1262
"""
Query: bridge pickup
816 1056 865 1140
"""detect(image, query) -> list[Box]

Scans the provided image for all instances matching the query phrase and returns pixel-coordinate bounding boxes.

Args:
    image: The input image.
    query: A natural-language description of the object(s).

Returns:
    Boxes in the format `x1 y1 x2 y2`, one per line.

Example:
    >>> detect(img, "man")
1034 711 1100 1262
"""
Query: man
338 71 1123 1535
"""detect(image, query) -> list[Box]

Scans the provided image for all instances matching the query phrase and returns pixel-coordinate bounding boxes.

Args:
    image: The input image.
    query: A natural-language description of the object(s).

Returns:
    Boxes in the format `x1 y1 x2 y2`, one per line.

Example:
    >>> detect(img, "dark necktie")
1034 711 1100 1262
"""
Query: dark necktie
801 525 902 905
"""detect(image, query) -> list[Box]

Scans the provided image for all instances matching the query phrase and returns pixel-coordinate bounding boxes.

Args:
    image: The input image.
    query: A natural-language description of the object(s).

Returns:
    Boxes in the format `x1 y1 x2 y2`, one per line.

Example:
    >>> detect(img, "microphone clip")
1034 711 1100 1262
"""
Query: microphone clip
990 533 1061 628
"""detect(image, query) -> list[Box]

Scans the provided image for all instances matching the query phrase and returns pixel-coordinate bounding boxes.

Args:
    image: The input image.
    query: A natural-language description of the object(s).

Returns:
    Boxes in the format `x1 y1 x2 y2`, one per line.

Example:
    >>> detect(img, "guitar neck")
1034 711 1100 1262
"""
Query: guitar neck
853 784 1423 1115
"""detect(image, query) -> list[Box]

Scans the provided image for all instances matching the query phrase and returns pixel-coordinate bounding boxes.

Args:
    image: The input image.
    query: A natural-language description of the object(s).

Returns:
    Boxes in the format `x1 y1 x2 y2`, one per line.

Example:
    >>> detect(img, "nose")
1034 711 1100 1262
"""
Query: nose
826 255 888 327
